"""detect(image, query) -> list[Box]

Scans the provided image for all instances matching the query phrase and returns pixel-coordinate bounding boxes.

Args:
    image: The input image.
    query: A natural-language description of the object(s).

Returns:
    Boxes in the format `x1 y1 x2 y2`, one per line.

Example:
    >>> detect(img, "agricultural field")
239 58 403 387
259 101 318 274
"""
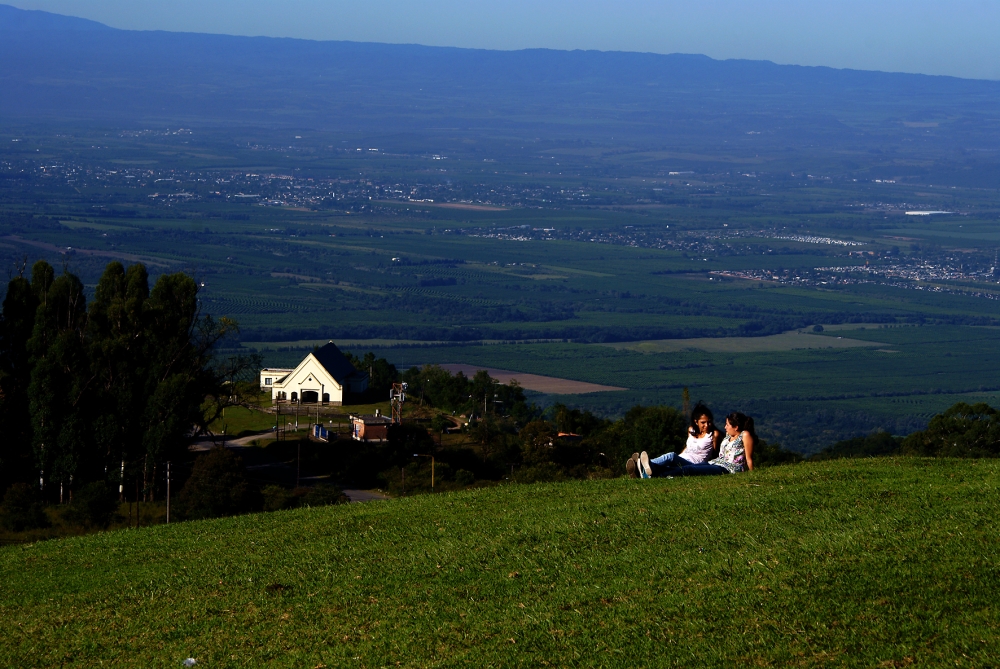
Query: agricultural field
605 329 882 353
4 127 1000 450
322 325 1000 452
1 458 997 667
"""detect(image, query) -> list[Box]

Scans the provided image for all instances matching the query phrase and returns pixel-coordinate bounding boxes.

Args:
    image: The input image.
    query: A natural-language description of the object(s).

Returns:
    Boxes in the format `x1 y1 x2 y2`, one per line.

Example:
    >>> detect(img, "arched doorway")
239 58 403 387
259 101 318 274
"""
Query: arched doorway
301 390 319 404
291 392 298 402
322 393 330 404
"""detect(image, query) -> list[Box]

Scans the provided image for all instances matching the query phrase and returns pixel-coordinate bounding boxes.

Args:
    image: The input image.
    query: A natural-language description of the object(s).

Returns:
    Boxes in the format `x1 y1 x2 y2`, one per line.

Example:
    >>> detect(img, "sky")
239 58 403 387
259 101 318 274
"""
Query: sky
8 0 1000 80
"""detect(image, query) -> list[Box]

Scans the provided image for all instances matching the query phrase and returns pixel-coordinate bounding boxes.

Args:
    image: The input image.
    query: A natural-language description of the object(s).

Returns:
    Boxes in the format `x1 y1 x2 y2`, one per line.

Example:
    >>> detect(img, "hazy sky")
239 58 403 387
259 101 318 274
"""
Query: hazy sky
8 0 1000 80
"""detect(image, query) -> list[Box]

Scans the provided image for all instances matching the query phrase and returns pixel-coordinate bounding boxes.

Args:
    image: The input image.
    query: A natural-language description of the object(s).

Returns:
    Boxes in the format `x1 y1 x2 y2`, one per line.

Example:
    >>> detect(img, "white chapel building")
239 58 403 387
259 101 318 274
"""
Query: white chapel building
259 342 368 405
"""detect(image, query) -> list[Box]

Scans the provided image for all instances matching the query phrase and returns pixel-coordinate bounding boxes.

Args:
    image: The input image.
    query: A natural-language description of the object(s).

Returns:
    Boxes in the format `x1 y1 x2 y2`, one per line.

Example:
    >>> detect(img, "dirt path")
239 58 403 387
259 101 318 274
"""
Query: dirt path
2 235 175 268
437 364 624 394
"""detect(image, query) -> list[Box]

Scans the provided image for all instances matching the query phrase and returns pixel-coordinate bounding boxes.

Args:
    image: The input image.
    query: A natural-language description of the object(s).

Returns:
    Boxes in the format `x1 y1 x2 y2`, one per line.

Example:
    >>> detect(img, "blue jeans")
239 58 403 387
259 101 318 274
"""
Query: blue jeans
649 452 693 477
679 463 729 476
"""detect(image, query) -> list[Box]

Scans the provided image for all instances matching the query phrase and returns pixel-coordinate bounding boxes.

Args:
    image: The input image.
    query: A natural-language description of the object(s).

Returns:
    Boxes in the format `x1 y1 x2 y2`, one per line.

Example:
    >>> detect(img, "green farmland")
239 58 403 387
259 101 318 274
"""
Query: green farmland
2 459 997 667
299 324 1000 452
5 127 1000 451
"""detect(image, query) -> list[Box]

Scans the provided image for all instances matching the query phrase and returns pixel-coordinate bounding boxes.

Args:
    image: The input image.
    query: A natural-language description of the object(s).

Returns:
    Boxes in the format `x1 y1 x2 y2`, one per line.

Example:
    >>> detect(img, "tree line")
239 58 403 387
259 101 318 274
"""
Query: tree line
377 367 800 491
813 402 1000 460
0 259 248 505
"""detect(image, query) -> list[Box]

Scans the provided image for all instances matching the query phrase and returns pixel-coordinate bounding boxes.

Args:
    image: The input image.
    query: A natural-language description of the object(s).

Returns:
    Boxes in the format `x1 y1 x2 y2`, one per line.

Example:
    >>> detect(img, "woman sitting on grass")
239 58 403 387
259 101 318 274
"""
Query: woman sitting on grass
627 404 721 478
631 411 755 478
678 411 755 475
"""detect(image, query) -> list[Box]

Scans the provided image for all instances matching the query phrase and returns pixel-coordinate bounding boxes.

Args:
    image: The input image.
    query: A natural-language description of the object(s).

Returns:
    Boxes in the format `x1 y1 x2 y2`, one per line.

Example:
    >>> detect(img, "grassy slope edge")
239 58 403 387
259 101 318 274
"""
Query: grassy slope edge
2 459 998 668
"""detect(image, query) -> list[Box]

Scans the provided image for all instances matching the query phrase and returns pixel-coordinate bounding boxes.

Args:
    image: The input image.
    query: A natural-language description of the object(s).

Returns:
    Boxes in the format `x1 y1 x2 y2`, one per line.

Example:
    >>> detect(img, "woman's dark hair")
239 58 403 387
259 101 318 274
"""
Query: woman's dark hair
690 403 715 434
726 412 757 440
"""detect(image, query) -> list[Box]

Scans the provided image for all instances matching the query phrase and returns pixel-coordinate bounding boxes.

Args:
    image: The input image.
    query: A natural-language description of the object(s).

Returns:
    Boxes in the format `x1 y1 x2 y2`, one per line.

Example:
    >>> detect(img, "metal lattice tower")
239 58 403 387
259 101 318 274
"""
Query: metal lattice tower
390 382 408 424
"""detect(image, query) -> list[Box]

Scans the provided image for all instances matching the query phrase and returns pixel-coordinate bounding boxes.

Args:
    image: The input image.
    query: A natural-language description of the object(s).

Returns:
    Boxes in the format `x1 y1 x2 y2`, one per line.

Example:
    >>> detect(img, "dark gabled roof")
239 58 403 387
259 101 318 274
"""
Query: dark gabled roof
312 342 361 383
352 414 392 425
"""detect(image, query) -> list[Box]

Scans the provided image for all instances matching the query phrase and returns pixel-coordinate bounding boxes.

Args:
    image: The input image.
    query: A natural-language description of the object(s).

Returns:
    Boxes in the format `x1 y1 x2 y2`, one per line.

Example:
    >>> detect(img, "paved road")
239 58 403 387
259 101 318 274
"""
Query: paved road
189 426 350 452
189 430 286 452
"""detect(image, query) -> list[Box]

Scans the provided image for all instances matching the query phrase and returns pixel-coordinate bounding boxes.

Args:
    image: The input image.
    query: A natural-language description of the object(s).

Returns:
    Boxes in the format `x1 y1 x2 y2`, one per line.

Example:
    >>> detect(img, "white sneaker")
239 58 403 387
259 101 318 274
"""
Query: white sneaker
640 451 653 478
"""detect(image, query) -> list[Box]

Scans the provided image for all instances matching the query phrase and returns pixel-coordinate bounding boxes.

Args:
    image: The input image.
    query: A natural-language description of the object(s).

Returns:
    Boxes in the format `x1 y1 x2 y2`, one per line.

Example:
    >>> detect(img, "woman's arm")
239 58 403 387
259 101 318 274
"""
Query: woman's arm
713 429 722 455
742 431 755 471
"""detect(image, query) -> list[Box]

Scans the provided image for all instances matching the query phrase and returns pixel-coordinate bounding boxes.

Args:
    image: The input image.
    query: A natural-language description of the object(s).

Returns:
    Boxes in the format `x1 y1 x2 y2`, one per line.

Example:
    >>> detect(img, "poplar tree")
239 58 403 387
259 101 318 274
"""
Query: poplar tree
88 261 150 489
0 269 39 491
0 259 236 501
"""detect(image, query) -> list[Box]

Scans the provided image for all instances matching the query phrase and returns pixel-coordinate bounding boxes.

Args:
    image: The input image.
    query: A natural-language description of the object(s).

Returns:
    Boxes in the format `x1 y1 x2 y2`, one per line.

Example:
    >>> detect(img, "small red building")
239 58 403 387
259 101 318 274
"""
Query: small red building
351 411 392 442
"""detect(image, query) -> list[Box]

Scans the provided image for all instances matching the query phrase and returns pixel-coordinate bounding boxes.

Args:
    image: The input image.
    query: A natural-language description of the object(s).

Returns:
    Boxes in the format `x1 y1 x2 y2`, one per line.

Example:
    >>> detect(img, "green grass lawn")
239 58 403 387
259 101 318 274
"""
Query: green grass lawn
210 405 277 437
2 459 998 667
209 401 395 439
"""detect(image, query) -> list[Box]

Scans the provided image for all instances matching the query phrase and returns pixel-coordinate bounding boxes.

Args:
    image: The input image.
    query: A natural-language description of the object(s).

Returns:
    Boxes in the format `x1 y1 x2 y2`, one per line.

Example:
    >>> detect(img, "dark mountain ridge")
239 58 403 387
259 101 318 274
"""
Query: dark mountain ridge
1 4 999 153
0 3 108 31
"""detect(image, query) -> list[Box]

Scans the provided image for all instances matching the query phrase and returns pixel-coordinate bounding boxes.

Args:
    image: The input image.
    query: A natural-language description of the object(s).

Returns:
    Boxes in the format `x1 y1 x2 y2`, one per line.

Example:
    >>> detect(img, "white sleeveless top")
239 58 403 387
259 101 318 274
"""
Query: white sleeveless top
679 430 715 464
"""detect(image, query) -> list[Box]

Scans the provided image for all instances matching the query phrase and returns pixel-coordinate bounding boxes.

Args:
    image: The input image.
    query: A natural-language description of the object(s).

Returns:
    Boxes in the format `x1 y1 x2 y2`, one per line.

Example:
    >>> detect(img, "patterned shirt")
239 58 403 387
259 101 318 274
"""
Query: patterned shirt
708 433 747 474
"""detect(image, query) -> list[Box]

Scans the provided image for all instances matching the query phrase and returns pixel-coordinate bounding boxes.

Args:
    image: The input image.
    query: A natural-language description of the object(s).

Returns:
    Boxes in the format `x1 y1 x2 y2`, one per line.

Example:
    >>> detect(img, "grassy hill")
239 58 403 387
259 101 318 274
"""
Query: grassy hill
2 459 998 667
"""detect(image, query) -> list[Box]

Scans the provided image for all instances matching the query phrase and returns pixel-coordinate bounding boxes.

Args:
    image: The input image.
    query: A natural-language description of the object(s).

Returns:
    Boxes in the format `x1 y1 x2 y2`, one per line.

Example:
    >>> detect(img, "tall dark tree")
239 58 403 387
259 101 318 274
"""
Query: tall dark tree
0 269 39 493
87 262 150 492
140 272 226 495
27 264 89 496
1 259 236 502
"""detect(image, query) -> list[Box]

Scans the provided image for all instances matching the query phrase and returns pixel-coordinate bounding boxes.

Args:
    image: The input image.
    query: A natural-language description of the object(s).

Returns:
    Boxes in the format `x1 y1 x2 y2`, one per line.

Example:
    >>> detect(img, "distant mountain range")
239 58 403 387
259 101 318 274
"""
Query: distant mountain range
2 3 999 152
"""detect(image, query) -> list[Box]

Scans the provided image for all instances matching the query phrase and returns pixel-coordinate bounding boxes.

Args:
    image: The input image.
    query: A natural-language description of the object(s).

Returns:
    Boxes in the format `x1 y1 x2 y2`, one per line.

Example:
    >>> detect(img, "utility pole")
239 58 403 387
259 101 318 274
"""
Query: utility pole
166 461 171 524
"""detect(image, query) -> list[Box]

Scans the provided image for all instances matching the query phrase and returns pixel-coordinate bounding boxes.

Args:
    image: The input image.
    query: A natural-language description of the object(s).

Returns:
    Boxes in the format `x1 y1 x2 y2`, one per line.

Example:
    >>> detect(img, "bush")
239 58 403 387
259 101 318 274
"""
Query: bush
262 484 296 512
592 405 687 472
901 403 1000 458
454 469 475 486
811 432 902 461
0 482 50 532
177 447 257 520
301 484 348 507
430 414 451 433
263 484 348 511
423 461 449 483
513 462 565 484
752 440 804 467
386 423 436 467
64 481 119 528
